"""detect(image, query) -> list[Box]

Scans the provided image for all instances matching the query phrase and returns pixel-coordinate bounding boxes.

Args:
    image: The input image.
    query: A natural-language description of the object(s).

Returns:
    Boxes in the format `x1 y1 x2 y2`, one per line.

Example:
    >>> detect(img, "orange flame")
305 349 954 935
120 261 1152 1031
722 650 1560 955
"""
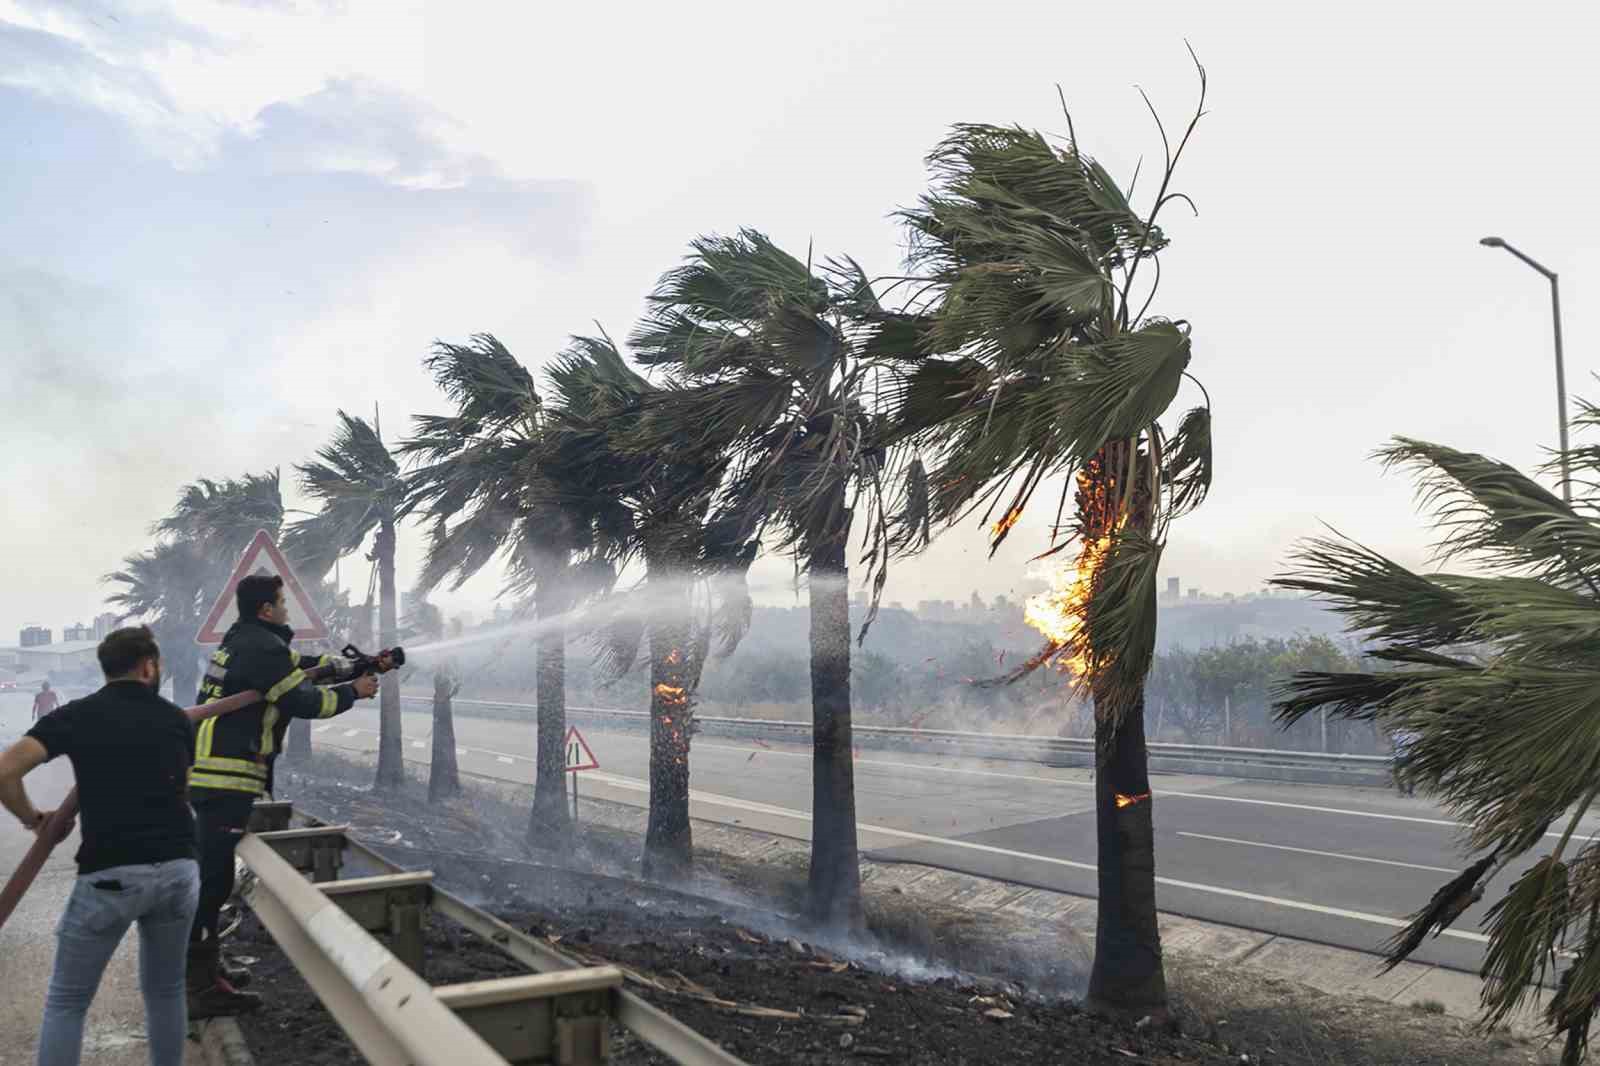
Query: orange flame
1022 466 1120 679
1114 791 1150 809
655 683 688 706
991 506 1023 541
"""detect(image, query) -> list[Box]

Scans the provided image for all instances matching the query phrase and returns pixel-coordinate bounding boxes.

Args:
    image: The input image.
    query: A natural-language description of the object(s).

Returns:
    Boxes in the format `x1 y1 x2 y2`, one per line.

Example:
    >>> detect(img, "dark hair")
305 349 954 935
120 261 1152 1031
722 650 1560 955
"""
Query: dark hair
99 626 161 678
237 574 284 620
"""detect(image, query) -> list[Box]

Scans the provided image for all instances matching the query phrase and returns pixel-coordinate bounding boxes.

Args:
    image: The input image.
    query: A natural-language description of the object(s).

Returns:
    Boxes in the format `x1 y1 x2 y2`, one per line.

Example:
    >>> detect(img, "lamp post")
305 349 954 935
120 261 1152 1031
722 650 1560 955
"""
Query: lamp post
1480 236 1571 503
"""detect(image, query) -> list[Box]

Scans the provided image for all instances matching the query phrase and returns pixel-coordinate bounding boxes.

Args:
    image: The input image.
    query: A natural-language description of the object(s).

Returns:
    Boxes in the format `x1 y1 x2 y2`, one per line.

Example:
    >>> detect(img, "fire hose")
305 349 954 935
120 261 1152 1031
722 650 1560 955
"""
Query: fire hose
0 644 404 933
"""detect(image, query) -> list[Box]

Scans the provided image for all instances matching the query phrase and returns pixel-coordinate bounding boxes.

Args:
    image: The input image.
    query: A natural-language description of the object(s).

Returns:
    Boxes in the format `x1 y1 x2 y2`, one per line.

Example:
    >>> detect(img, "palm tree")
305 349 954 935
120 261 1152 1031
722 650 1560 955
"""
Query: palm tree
403 334 619 840
1273 419 1600 1064
104 538 209 703
158 472 286 569
135 472 288 705
429 665 463 802
284 411 407 789
894 65 1212 1016
543 334 757 880
629 234 930 929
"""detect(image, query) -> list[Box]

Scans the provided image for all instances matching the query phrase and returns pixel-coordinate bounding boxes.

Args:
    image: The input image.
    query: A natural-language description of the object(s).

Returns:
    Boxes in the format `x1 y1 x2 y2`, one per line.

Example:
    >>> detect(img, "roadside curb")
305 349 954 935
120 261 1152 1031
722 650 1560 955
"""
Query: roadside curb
194 1017 255 1066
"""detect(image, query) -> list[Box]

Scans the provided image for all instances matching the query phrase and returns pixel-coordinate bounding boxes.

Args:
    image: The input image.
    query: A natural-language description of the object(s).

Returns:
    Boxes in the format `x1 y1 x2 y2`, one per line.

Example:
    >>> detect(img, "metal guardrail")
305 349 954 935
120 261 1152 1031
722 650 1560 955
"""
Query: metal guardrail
237 802 748 1066
401 696 1393 787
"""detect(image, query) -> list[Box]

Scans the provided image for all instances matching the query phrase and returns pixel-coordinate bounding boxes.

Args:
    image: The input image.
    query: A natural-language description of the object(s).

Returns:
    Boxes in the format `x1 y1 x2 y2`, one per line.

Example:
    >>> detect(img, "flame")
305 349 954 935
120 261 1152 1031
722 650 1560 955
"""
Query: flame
655 682 688 706
1114 791 1150 809
1022 465 1119 678
991 506 1023 541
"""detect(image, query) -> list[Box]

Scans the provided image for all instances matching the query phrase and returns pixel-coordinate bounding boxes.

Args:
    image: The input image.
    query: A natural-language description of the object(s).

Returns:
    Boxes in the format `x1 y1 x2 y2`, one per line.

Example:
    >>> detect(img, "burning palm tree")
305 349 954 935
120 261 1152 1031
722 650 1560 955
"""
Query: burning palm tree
541 333 758 880
895 58 1213 1015
629 233 932 929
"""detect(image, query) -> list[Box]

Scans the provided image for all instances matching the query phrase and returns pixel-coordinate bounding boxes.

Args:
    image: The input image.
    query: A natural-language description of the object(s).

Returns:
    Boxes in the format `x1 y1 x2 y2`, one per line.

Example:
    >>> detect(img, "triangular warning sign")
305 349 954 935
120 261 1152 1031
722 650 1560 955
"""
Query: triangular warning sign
195 530 331 645
564 725 599 772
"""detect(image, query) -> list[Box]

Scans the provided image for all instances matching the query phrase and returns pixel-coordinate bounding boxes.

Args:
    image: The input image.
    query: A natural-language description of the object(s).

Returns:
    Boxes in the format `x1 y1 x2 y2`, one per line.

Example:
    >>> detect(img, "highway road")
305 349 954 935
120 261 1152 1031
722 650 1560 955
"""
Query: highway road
308 699 1600 976
5 690 1590 977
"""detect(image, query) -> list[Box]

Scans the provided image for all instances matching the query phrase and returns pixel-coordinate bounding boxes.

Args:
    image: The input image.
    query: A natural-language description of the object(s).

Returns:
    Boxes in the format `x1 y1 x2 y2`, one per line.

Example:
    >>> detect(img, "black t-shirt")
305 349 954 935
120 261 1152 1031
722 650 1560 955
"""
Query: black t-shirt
26 680 198 875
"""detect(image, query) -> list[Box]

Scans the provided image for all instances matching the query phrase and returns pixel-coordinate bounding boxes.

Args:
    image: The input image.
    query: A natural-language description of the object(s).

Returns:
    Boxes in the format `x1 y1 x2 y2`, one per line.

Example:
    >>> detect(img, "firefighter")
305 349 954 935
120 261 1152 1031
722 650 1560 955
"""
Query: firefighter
186 573 378 1017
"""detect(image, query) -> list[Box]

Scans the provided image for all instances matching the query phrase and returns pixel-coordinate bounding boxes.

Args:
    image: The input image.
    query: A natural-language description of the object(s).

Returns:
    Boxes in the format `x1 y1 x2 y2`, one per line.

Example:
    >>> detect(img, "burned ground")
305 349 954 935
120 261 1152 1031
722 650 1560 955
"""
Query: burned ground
228 753 1557 1065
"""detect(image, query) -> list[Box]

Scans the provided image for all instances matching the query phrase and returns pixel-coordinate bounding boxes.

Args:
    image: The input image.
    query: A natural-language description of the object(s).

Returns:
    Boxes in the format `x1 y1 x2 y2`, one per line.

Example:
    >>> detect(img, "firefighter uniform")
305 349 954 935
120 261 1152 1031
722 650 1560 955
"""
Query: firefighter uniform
187 616 359 1008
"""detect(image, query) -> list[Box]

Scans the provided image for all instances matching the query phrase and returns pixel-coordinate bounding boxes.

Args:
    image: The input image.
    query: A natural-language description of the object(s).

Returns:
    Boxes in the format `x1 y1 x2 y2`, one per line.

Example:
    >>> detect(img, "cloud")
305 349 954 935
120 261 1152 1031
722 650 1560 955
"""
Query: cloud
222 77 504 191
1 0 430 172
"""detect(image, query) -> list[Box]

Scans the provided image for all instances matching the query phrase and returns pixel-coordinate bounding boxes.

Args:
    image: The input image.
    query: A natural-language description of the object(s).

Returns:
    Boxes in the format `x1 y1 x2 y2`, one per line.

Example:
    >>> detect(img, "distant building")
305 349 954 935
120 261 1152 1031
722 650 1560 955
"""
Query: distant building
1165 577 1181 601
92 613 119 639
63 623 93 642
1186 588 1200 600
5 640 98 676
19 626 51 648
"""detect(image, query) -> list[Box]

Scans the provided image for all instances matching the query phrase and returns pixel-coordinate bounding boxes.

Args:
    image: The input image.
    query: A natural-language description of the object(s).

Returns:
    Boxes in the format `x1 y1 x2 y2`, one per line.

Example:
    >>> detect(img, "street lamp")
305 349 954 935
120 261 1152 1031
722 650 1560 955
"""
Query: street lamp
1480 236 1571 502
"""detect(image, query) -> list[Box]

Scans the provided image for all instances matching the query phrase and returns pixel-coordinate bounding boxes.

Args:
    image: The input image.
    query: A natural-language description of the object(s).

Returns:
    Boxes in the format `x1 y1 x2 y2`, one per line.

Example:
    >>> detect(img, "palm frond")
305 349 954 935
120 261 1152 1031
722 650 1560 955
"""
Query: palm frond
1272 534 1480 647
1163 405 1212 517
1380 437 1600 592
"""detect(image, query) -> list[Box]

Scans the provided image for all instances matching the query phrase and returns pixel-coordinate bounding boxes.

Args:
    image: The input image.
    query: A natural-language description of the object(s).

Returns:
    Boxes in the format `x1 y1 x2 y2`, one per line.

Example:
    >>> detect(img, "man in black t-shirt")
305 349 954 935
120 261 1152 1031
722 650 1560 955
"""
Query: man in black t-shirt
0 627 199 1066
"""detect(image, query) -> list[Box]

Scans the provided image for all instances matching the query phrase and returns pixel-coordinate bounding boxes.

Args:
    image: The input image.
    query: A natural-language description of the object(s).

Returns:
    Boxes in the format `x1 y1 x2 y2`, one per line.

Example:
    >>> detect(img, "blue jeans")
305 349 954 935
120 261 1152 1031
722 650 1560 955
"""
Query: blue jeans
37 859 201 1066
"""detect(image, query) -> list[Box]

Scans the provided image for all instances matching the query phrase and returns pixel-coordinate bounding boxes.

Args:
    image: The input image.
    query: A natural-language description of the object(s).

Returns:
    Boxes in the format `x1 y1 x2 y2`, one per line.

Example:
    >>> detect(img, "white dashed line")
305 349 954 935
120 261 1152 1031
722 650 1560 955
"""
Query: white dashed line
1176 831 1459 874
581 770 1490 945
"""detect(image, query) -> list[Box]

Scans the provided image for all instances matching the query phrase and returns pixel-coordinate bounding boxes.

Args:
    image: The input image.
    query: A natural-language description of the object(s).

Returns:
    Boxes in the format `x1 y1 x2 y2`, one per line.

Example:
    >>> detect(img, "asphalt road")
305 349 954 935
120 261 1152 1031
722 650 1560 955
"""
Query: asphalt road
5 690 1589 977
311 698 1600 976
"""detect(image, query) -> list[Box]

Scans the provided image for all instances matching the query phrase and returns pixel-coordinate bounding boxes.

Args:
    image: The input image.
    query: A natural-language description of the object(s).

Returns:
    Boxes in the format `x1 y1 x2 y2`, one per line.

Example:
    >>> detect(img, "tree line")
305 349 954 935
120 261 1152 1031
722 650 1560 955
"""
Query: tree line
109 60 1215 1017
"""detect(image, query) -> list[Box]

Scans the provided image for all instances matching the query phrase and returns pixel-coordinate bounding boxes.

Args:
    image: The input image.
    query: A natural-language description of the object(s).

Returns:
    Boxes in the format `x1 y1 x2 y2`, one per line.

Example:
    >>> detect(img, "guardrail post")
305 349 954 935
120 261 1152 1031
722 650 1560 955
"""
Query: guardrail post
318 872 434 977
390 901 425 977
313 841 342 883
435 969 621 1065
253 826 350 881
248 800 294 834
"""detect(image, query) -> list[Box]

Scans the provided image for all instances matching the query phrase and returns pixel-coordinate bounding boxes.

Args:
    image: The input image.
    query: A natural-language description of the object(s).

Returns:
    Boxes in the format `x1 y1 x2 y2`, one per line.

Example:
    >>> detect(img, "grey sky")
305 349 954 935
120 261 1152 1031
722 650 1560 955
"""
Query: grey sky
2 0 1597 642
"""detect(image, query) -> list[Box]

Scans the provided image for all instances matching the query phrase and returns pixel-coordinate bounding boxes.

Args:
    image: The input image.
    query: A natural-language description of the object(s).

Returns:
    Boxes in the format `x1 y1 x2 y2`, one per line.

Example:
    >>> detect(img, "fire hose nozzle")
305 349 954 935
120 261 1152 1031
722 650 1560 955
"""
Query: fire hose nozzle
337 643 406 678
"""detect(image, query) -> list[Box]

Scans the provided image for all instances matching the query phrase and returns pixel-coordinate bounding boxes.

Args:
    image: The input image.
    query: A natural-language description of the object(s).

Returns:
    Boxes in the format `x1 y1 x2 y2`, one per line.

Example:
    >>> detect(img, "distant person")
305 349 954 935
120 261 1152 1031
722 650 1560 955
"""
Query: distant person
186 574 377 1016
0 627 198 1066
32 680 58 721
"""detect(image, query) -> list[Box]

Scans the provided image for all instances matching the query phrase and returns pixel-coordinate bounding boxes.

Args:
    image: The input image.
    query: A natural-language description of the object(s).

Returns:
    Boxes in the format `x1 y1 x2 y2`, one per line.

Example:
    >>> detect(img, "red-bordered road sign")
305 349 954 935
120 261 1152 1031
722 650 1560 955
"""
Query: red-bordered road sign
195 529 331 645
564 726 599 772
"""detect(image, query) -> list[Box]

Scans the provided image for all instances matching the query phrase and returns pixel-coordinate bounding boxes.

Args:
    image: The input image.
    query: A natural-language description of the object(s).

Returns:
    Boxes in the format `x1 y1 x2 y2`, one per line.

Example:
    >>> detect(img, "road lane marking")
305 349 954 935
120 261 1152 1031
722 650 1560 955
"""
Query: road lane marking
1176 832 1459 874
330 723 1591 848
699 740 1594 842
314 725 333 733
411 741 426 749
343 729 359 737
579 770 1488 945
456 748 467 756
496 756 515 764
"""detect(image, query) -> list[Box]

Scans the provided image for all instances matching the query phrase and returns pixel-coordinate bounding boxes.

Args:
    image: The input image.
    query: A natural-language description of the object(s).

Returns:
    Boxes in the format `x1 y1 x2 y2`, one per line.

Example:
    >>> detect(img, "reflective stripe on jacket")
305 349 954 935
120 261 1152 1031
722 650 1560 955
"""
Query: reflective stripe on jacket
192 617 355 796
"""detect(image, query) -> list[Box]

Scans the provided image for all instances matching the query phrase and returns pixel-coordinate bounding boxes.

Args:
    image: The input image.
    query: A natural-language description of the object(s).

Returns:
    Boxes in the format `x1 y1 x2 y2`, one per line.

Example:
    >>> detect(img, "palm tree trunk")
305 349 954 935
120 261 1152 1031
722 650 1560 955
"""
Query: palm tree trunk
642 549 693 882
529 592 570 841
805 524 863 932
1084 442 1167 1018
1086 684 1167 1016
429 674 462 802
374 519 403 789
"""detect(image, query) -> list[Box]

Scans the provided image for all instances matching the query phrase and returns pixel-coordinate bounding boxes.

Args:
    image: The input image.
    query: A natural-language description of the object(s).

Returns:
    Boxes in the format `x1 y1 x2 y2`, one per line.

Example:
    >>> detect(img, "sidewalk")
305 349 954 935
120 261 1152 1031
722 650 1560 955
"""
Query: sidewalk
0 715 204 1066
